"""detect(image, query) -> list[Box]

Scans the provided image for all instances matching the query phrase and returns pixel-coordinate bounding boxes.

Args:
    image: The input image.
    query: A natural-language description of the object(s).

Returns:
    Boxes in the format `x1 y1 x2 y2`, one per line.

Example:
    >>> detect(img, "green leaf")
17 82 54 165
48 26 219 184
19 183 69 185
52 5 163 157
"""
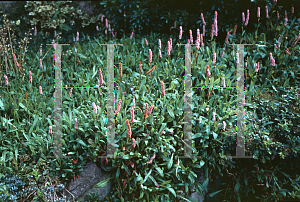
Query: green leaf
167 107 174 118
209 189 224 197
94 177 114 188
166 187 176 198
235 183 239 193
212 132 218 139
143 169 152 184
139 78 146 92
167 153 174 169
29 115 39 135
200 160 205 167
154 165 164 177
160 180 171 186
76 139 87 147
206 125 210 135
176 194 197 202
58 23 72 31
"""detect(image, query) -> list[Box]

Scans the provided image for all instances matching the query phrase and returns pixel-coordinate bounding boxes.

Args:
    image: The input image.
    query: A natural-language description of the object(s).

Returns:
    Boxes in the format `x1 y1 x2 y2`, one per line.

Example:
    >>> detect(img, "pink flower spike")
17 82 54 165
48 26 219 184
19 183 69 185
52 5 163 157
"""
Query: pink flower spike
149 49 152 63
189 29 193 44
145 38 148 46
69 87 73 98
40 49 42 57
101 15 103 22
130 105 134 123
222 121 226 131
213 112 216 121
76 31 79 42
75 118 78 129
242 12 245 23
105 18 108 29
39 86 43 95
266 6 269 18
49 126 53 134
133 97 136 108
92 102 97 114
292 6 294 14
115 99 122 115
179 26 182 40
130 32 134 39
161 81 165 97
34 26 37 36
131 138 136 148
29 71 32 83
158 39 161 50
4 74 8 86
222 76 226 88
257 7 260 18
148 105 154 115
96 25 99 31
201 13 206 25
213 52 216 64
40 58 43 69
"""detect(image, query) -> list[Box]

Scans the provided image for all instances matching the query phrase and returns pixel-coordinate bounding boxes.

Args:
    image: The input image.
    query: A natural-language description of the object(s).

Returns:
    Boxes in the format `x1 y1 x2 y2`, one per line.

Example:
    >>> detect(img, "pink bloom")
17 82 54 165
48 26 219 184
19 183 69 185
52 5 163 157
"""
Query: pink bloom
40 58 43 69
130 161 134 168
221 48 225 58
214 11 218 36
108 24 111 32
75 47 77 53
105 19 108 29
96 25 99 31
292 33 300 47
69 87 73 98
4 74 8 86
274 44 277 49
115 99 122 115
201 13 206 25
75 118 78 129
213 52 216 64
292 6 294 14
257 7 260 18
76 31 79 42
189 29 193 44
196 39 200 50
54 30 56 37
40 49 42 57
245 10 250 26
49 126 53 134
131 138 136 149
39 86 43 95
148 105 154 115
222 121 226 131
156 183 160 188
203 25 205 37
245 62 247 68
274 0 277 3
92 102 97 114
13 54 19 68
130 105 134 123
130 32 134 39
158 39 161 50
225 31 229 45
161 81 165 97
145 38 148 46
34 26 37 36
197 29 200 41
159 49 162 58
73 37 75 42
242 12 245 23
167 41 171 56
266 6 269 18
143 103 148 120
52 39 55 50
29 71 32 83
146 153 156 164
170 38 172 51
278 36 281 48
270 53 275 66
149 49 152 63
222 76 226 88
200 33 203 46
101 15 104 22
98 68 103 87
179 26 182 40
213 112 216 121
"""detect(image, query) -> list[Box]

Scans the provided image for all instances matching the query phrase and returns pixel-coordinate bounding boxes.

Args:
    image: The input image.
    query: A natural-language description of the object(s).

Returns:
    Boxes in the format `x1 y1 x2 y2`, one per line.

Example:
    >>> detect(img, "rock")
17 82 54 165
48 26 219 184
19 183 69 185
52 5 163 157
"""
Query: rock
65 161 117 202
